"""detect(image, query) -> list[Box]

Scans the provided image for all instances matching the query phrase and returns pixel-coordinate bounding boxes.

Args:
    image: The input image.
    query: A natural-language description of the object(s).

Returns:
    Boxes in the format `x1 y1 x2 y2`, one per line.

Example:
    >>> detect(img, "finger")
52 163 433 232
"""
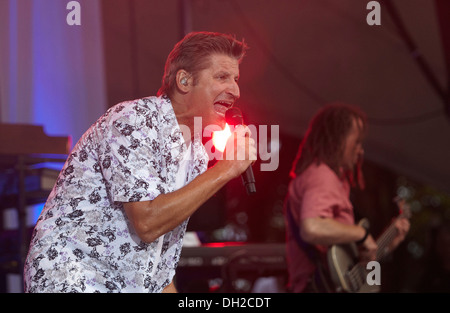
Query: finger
234 124 252 138
250 147 257 161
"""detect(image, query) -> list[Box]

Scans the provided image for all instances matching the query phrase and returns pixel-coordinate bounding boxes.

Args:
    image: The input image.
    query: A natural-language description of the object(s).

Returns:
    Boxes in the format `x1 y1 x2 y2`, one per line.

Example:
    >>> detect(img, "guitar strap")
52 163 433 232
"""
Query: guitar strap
285 199 334 293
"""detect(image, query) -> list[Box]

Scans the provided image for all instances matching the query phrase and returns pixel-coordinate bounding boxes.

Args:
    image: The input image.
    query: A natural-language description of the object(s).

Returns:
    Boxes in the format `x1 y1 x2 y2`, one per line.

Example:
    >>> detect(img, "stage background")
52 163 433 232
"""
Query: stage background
1 0 449 293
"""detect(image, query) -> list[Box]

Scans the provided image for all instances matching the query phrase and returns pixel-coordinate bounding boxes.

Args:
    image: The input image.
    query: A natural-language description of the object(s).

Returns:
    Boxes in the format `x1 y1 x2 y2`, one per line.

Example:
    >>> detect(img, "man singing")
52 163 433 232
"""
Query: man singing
24 31 256 293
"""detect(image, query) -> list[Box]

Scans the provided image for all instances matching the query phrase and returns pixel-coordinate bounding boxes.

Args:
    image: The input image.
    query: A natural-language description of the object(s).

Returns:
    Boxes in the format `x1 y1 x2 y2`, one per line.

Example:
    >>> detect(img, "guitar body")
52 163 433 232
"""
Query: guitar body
327 243 357 292
325 200 411 293
325 217 381 293
327 243 380 293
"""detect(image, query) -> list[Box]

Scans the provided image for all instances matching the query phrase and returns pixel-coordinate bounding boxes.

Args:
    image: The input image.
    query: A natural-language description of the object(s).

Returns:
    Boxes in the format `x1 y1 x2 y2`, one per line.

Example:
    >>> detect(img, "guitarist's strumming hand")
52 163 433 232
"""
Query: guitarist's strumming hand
357 229 377 262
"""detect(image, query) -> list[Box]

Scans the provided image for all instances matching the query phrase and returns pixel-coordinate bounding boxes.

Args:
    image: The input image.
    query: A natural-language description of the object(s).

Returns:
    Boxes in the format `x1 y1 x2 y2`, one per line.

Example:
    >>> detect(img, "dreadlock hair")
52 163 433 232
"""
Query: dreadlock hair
157 31 248 98
290 102 368 189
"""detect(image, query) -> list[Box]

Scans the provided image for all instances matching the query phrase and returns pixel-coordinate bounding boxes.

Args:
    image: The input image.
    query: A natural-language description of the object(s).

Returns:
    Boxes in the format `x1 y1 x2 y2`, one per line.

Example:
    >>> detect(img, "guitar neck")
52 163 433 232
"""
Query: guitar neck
342 202 410 292
375 218 399 261
344 217 400 292
375 198 411 261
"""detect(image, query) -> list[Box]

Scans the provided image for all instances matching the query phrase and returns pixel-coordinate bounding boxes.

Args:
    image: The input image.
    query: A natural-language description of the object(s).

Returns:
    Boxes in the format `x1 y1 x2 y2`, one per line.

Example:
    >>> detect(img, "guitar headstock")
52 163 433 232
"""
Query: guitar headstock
393 196 411 219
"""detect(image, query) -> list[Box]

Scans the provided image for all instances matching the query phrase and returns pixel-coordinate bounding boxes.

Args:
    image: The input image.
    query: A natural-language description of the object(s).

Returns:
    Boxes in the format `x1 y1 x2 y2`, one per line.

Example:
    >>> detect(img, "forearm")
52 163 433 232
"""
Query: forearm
162 280 177 293
124 161 235 243
300 217 366 246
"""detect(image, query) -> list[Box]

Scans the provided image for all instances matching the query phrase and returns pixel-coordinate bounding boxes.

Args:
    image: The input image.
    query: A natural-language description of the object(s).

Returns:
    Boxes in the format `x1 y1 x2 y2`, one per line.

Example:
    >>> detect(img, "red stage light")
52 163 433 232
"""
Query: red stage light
212 123 232 152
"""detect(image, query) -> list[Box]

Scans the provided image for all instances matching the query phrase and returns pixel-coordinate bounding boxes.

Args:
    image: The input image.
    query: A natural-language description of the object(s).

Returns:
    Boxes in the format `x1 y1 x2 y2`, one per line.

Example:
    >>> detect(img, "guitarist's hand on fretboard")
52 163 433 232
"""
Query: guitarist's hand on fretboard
389 217 410 251
387 198 411 252
357 233 377 262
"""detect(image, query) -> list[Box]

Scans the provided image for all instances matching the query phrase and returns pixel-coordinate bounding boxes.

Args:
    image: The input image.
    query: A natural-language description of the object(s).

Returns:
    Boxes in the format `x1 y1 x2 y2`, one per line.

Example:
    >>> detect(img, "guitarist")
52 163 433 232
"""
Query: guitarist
284 103 410 293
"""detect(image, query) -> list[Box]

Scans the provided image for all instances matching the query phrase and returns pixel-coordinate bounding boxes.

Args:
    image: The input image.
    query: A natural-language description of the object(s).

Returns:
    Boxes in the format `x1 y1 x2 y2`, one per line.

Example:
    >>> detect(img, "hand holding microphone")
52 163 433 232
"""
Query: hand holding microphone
224 108 257 194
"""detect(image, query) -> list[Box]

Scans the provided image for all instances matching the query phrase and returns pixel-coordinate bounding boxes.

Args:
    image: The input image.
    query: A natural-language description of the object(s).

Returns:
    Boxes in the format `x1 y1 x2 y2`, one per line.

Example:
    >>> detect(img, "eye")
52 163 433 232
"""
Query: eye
215 72 231 81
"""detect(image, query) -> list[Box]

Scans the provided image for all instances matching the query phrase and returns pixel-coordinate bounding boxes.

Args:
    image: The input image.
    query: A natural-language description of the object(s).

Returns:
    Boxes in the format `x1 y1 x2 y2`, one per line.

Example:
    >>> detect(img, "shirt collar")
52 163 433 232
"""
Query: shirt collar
157 95 209 166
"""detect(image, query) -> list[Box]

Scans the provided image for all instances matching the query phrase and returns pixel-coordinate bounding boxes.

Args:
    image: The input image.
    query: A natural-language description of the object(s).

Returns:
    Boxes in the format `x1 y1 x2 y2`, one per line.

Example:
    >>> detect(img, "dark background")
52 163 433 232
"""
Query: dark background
1 0 449 293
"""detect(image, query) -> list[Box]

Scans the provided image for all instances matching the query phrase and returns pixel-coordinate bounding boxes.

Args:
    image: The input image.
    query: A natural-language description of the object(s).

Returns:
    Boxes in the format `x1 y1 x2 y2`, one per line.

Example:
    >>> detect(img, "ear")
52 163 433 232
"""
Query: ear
176 70 191 93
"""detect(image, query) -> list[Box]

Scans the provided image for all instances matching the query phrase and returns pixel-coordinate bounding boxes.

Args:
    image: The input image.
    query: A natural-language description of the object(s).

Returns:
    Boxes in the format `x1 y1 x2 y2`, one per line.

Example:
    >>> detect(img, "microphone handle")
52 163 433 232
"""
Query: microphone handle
242 166 256 194
225 107 256 194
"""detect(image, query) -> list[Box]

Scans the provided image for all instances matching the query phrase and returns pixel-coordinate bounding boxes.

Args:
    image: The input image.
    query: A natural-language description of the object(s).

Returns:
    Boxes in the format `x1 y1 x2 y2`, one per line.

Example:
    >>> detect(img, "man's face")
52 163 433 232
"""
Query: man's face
187 54 240 128
342 117 364 171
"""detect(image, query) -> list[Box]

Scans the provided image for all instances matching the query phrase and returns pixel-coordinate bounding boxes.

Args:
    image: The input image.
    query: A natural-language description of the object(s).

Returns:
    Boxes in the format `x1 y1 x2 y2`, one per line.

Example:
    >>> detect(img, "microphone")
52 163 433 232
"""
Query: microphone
225 107 256 194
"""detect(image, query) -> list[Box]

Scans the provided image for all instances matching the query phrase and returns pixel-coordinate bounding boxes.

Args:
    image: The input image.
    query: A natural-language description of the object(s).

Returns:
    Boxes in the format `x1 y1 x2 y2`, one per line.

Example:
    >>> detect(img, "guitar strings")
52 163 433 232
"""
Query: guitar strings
376 227 398 260
345 227 399 291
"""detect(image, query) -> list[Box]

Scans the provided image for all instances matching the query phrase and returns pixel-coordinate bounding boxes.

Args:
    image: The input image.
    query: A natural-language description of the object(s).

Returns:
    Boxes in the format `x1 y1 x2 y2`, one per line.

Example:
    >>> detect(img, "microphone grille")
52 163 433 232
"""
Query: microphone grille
225 107 243 125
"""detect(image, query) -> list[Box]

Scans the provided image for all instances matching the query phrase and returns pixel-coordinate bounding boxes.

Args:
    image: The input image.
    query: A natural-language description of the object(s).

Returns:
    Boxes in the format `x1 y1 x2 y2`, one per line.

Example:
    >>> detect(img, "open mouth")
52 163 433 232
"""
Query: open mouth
214 101 233 117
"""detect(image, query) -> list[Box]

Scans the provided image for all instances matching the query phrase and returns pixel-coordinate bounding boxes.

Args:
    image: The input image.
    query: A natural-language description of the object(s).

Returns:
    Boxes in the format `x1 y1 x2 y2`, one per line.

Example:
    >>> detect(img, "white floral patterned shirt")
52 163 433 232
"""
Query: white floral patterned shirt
24 95 209 293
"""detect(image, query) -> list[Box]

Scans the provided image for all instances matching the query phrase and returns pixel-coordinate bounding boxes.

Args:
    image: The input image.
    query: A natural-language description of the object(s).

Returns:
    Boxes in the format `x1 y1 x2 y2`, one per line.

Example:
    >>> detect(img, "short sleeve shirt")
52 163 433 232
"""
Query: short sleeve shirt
285 163 354 292
24 96 209 293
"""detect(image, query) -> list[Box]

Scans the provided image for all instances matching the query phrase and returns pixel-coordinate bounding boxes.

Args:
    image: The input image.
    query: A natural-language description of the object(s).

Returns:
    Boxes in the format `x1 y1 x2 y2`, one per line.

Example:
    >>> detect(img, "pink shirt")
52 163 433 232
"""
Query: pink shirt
285 163 354 292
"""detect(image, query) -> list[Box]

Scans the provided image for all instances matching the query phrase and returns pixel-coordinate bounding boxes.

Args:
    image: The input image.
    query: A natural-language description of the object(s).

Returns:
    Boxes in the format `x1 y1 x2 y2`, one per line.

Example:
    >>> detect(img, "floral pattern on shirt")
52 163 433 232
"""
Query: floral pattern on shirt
23 96 209 293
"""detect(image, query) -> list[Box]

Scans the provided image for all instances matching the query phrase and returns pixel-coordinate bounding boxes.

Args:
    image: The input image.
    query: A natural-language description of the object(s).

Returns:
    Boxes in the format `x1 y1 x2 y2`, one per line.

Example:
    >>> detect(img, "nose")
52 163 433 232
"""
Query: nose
228 80 240 100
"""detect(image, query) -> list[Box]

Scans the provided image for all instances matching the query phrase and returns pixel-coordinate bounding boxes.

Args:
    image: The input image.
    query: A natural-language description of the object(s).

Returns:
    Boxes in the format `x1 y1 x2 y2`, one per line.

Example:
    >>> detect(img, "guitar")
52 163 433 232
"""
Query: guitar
325 198 411 293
